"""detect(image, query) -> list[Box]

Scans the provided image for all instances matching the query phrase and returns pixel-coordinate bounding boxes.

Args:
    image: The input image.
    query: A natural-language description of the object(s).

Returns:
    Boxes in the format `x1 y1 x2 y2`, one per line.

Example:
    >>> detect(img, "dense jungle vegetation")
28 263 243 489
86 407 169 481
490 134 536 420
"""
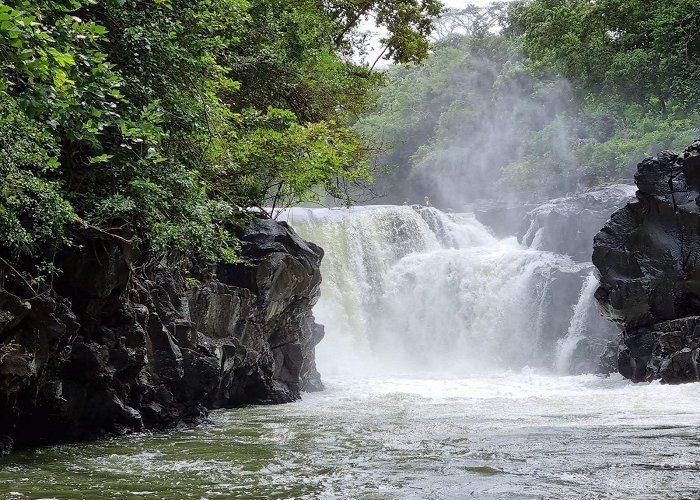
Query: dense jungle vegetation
2 0 700 278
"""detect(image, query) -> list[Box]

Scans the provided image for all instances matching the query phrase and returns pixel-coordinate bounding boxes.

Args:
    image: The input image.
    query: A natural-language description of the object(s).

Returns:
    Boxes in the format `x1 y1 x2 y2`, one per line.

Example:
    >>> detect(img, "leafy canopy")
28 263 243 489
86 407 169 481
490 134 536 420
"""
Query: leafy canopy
359 1 700 203
0 0 440 277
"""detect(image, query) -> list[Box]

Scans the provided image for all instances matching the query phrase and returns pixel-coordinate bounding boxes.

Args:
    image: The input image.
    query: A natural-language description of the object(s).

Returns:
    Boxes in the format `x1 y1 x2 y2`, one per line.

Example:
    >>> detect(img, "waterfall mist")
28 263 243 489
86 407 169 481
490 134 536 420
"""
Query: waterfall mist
355 30 581 219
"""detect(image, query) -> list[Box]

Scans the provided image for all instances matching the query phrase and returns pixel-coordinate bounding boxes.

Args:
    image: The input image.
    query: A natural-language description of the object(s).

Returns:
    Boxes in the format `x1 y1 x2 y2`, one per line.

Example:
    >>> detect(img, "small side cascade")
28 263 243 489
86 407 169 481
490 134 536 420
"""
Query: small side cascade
554 272 601 373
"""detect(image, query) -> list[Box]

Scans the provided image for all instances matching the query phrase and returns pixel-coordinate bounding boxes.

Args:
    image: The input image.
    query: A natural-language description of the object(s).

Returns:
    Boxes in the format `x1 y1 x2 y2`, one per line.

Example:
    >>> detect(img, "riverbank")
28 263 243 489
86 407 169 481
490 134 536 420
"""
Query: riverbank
0 219 324 455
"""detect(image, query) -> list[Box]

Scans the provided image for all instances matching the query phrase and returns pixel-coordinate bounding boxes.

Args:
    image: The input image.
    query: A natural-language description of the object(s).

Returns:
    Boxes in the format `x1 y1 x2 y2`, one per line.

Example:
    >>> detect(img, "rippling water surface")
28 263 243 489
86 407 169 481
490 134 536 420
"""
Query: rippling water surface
2 373 700 499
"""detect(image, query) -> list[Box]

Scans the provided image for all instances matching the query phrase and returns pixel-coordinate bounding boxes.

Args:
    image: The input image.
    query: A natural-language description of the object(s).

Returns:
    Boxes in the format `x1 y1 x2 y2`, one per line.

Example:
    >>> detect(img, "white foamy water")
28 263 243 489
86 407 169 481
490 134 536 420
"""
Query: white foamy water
555 272 602 373
3 373 700 499
280 205 594 376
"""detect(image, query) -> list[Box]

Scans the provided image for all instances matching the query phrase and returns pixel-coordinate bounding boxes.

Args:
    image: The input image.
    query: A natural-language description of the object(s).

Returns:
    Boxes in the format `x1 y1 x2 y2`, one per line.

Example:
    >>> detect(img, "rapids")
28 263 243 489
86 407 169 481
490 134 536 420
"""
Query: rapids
2 375 700 498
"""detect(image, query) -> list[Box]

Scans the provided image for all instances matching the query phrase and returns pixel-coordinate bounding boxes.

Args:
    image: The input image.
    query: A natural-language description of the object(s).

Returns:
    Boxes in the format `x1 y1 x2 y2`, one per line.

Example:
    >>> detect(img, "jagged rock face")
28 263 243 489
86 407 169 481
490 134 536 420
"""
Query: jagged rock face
0 219 324 454
593 140 700 383
520 184 637 262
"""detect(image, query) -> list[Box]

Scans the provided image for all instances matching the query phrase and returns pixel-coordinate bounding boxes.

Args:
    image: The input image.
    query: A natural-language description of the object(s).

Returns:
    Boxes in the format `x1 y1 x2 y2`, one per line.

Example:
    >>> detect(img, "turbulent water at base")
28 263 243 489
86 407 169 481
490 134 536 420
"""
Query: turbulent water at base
3 205 700 499
3 376 700 498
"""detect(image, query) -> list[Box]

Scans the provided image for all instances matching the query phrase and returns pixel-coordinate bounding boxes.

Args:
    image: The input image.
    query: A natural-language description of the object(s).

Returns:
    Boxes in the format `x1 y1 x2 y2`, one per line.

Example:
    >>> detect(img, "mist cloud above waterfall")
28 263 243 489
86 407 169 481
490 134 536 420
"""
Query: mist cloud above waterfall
355 3 653 210
410 57 574 208
356 31 579 209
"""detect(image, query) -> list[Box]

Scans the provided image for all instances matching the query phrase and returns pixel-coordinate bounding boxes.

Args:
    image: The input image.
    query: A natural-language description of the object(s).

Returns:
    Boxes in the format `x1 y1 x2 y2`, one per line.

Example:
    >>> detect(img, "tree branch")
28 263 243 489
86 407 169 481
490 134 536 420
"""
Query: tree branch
333 2 375 47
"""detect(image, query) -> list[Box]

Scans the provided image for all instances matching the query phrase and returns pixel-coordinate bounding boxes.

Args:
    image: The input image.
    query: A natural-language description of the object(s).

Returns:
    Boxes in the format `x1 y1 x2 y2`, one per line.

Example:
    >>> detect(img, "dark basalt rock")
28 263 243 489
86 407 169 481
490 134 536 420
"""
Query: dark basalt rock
472 202 535 238
0 219 324 453
596 340 620 375
593 140 700 383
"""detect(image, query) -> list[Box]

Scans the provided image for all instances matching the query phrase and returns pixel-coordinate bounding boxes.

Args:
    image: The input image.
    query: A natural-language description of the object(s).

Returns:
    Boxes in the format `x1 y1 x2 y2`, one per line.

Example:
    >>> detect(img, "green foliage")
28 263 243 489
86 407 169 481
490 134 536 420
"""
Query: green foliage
0 0 441 279
356 32 567 203
224 107 372 209
507 0 700 115
0 92 76 255
328 0 443 65
372 0 444 64
230 0 371 121
576 112 700 178
502 0 700 195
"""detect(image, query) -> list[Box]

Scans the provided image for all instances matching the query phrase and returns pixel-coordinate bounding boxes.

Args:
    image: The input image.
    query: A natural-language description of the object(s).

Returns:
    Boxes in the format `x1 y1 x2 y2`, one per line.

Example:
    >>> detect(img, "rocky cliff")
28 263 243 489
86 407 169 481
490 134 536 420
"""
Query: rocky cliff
0 219 324 454
593 140 700 383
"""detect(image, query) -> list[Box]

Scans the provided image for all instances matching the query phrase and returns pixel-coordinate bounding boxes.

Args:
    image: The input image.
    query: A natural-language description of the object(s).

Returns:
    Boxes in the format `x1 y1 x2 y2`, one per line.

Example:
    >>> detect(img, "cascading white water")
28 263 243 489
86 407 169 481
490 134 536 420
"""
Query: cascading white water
554 272 601 373
282 205 600 377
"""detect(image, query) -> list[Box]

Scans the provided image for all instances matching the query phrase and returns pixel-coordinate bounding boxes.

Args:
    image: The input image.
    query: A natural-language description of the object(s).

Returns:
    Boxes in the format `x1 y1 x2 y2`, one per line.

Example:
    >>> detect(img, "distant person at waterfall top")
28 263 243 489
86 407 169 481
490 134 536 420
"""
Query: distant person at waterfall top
424 196 431 207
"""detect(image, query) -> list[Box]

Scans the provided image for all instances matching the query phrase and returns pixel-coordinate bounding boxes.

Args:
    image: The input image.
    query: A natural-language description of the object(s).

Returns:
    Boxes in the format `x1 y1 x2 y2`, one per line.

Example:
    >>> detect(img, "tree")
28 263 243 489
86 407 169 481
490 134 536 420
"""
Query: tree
430 3 509 40
506 0 700 115
358 0 700 204
328 0 443 65
0 0 440 280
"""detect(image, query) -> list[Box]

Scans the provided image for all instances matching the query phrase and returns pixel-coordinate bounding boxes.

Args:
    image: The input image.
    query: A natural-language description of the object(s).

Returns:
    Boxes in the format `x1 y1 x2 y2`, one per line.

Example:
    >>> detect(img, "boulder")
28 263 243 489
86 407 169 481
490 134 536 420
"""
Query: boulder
520 184 636 262
472 201 534 238
593 140 700 383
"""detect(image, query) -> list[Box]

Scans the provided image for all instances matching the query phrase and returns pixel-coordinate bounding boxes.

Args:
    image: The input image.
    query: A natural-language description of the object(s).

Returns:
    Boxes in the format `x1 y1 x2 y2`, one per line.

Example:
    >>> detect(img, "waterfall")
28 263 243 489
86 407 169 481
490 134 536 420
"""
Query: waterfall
280 205 602 377
554 272 611 374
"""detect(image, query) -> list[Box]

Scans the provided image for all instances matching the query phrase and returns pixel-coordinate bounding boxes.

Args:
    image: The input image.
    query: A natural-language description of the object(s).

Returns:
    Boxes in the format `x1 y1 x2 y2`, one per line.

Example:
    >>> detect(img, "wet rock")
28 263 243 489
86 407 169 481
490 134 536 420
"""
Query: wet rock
469 190 628 373
472 202 534 238
520 184 636 262
593 140 700 383
0 435 12 456
299 318 324 392
596 340 619 375
0 218 325 453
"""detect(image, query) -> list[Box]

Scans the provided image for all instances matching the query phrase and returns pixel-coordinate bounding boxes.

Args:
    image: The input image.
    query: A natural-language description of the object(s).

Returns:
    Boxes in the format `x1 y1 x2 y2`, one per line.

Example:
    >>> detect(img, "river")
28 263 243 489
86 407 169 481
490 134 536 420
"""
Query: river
2 206 699 499
2 374 700 498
